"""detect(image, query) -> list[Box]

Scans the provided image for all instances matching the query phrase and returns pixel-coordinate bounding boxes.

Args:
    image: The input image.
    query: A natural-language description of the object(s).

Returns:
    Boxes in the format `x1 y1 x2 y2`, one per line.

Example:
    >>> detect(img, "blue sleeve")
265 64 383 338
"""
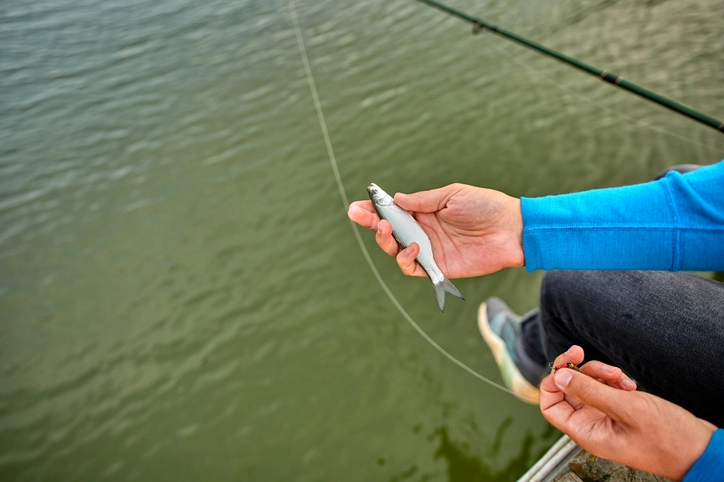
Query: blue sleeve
684 429 724 482
521 160 724 271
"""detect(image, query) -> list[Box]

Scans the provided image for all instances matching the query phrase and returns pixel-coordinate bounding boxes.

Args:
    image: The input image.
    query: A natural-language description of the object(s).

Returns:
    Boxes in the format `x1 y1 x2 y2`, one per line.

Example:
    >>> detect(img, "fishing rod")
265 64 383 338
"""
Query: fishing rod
415 0 724 134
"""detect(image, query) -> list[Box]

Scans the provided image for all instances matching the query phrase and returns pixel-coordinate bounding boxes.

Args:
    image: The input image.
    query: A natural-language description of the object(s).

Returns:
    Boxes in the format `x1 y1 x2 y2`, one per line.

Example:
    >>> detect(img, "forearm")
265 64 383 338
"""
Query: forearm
521 161 724 271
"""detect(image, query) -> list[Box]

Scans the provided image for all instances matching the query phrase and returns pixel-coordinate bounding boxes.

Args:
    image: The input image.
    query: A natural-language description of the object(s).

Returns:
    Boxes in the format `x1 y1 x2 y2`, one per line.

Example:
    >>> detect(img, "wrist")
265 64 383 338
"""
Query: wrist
507 197 525 268
673 423 717 482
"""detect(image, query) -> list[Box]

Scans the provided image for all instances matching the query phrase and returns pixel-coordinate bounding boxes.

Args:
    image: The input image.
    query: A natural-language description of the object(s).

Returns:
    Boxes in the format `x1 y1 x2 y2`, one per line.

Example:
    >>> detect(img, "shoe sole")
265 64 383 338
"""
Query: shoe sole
478 302 540 404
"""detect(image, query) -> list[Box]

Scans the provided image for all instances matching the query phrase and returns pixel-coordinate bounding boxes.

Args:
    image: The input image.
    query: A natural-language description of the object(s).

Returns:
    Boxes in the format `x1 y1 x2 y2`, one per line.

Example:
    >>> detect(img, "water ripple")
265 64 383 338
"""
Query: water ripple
1 0 723 480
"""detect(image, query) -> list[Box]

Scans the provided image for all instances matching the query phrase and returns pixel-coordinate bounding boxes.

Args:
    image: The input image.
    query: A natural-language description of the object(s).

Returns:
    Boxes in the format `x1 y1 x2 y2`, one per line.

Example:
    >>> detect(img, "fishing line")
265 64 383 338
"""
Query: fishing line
288 0 517 397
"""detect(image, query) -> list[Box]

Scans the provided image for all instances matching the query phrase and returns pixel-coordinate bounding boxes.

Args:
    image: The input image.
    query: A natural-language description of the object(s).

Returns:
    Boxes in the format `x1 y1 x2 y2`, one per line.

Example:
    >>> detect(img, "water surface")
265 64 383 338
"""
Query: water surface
1 0 723 480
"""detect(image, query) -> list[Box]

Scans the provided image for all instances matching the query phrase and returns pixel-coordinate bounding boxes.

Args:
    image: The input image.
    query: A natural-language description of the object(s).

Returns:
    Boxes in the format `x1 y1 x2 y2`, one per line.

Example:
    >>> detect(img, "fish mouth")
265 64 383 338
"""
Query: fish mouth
367 183 379 196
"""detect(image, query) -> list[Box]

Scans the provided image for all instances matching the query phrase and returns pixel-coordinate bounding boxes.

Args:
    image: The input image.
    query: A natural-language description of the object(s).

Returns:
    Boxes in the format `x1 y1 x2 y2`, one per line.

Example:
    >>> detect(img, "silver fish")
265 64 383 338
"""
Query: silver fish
367 183 464 312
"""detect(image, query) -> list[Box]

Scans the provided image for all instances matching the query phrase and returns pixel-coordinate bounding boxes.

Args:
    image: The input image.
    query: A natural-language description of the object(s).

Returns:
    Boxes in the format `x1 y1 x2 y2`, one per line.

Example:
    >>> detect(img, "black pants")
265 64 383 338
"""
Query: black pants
521 270 724 426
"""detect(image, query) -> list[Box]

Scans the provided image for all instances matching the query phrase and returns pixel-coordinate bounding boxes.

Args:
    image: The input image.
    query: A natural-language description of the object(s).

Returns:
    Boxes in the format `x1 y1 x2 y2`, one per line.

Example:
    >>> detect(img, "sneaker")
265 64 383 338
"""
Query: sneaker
478 297 541 404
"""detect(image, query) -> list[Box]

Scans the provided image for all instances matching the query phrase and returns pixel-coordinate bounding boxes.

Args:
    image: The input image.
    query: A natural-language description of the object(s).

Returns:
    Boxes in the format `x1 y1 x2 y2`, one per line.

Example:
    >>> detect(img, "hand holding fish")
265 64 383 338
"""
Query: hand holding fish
347 183 525 279
540 346 717 482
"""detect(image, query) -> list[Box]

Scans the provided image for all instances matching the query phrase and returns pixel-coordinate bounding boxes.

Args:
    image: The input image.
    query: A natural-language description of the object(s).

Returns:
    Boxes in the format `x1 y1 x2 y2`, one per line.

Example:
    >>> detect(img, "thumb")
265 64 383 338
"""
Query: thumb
554 369 632 422
394 185 458 213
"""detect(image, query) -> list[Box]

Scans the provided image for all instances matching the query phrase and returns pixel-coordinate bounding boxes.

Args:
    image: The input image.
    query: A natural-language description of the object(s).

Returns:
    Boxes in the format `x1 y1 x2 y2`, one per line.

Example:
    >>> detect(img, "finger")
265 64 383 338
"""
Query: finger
580 361 637 391
375 220 400 257
544 346 584 400
348 201 380 231
547 346 587 409
580 361 621 380
396 243 426 277
540 372 582 432
552 369 633 422
393 185 460 213
551 345 585 372
541 352 590 411
541 385 608 446
539 373 565 409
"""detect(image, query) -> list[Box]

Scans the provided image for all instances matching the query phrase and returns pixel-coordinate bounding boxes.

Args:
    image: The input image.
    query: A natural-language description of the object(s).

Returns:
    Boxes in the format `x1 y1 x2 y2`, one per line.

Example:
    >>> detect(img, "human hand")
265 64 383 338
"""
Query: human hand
550 346 638 392
540 346 717 481
347 184 524 278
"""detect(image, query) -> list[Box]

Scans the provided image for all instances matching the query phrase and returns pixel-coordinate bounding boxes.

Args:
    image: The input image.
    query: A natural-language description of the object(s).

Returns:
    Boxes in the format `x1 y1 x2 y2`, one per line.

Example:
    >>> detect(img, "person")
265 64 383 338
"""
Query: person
348 160 724 481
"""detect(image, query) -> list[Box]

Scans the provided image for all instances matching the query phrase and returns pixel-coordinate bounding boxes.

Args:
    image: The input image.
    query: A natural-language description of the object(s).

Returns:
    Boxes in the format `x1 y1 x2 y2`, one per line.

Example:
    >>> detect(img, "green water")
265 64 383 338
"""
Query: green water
1 0 723 480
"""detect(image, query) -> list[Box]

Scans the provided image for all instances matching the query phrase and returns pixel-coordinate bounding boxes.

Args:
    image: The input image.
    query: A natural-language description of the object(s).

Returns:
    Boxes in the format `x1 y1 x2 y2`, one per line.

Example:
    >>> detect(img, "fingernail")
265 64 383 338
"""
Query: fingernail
555 370 573 388
405 245 415 254
622 379 636 390
602 364 616 374
565 346 573 354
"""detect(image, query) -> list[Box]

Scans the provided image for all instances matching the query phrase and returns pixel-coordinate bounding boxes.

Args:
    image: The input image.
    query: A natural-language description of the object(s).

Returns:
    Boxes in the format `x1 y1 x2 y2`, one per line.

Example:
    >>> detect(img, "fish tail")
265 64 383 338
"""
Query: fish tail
433 277 465 312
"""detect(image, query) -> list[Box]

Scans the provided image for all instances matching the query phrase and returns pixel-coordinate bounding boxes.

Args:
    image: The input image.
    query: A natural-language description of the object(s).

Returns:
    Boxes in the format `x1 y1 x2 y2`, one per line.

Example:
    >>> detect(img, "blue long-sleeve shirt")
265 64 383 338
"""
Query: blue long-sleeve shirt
522 160 724 272
521 160 724 481
684 429 724 482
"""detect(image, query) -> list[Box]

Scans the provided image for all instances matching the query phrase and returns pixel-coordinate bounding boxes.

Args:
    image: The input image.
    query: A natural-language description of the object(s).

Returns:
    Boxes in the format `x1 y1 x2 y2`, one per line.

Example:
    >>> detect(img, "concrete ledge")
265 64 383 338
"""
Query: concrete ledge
519 435 672 482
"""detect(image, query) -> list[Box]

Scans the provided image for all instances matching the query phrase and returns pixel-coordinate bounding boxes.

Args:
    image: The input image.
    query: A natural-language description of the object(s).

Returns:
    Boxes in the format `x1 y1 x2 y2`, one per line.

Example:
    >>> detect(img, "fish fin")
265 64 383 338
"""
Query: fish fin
433 278 465 312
